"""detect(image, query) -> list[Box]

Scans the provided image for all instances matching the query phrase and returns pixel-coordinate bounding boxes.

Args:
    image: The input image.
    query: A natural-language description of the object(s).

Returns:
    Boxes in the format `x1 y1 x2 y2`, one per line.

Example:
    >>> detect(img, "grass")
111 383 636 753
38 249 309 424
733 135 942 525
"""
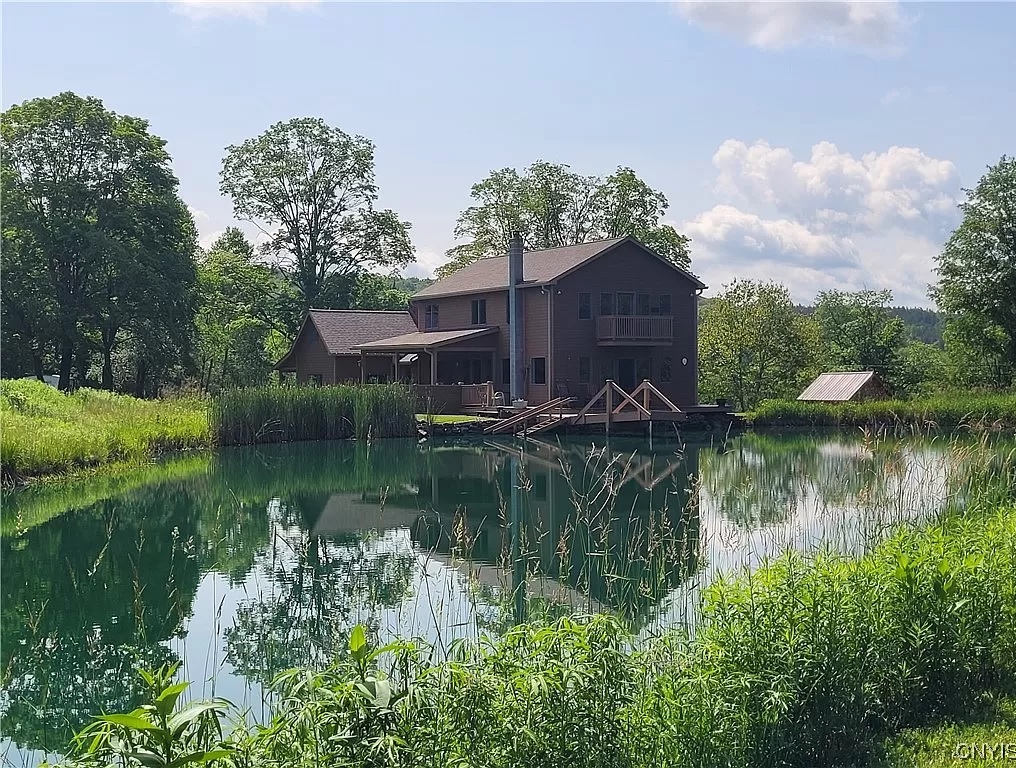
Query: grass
0 379 210 483
50 442 1016 768
416 413 480 424
875 695 1016 767
748 391 1016 430
210 383 416 445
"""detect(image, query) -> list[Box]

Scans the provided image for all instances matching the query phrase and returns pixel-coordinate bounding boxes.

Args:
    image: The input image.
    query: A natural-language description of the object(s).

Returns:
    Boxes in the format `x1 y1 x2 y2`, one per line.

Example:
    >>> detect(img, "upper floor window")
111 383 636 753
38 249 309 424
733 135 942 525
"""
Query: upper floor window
600 292 615 316
425 304 439 330
658 294 672 316
578 292 591 320
471 299 487 325
637 292 651 315
617 292 634 316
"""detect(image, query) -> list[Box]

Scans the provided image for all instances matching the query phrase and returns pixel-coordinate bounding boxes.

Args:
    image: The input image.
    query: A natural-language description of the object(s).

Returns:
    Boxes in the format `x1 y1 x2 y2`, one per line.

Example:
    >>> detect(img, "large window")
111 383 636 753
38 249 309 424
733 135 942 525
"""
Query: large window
600 292 615 316
658 294 672 315
637 292 651 315
471 299 487 325
425 304 439 329
578 356 591 383
578 292 591 320
616 292 634 316
531 357 547 386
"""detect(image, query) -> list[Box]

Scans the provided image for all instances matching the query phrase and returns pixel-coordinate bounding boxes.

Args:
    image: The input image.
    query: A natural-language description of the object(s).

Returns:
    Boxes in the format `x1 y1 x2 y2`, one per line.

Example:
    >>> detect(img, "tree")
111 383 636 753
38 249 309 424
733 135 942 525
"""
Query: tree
439 162 691 277
813 289 906 391
194 228 296 392
220 118 414 309
698 281 820 410
1 92 197 391
932 155 1016 387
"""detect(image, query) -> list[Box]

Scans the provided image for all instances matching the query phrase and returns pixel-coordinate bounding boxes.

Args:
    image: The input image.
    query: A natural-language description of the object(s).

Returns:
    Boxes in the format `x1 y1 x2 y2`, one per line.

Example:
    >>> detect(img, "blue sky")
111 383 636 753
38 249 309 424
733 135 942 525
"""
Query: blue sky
4 1 1014 306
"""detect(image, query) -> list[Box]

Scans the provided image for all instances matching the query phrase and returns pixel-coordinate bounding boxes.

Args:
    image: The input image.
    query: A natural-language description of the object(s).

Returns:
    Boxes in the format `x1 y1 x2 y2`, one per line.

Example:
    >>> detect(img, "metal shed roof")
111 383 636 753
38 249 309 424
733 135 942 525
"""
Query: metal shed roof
798 371 878 402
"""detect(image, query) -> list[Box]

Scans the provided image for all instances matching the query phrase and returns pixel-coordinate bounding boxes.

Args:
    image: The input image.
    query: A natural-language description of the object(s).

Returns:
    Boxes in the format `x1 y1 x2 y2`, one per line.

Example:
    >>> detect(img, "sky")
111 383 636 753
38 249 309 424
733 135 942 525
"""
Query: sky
3 1 1014 307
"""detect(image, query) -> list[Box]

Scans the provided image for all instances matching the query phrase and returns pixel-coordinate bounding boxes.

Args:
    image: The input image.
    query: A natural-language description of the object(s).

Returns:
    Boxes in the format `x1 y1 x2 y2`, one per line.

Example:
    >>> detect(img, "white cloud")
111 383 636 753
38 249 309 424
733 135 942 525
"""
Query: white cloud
680 138 958 307
169 0 318 22
404 247 449 279
673 1 906 55
188 206 223 249
880 87 911 107
711 139 961 238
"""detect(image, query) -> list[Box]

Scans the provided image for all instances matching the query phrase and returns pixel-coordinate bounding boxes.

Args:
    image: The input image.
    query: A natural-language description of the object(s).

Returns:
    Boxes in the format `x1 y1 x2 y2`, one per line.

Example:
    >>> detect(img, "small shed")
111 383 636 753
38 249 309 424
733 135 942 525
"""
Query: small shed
797 371 888 403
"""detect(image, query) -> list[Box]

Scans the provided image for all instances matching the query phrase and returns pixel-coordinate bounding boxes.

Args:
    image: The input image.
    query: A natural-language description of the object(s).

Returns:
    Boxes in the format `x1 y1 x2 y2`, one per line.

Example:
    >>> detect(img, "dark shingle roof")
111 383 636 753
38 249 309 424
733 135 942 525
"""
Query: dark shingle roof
412 236 705 299
307 309 417 355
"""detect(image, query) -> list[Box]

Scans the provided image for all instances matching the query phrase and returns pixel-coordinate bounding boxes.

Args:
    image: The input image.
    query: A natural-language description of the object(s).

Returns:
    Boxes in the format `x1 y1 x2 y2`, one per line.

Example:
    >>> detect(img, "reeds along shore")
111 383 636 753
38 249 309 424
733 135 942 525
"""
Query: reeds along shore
748 391 1016 429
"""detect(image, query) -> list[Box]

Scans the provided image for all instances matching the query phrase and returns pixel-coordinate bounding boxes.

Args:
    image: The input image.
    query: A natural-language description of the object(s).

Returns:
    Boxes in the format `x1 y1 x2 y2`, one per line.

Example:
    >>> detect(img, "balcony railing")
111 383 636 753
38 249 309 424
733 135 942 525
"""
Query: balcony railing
596 315 673 344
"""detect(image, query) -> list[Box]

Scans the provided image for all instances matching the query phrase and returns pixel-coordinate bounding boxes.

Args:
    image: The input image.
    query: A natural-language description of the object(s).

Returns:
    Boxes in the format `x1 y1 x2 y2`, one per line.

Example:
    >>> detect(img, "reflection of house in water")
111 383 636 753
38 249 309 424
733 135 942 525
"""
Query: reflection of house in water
404 440 703 626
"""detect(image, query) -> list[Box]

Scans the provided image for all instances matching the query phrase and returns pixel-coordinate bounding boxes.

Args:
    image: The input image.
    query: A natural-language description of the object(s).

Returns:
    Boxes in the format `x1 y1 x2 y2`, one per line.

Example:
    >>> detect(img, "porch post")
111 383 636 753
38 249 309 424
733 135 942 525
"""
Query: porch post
360 350 366 384
392 353 398 383
430 348 437 384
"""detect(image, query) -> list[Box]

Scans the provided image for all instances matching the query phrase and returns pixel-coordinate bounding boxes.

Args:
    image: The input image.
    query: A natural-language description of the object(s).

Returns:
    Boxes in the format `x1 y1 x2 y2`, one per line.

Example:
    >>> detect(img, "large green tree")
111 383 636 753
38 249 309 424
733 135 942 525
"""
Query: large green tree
932 155 1016 387
440 162 691 277
194 228 296 392
1 92 197 391
220 118 414 309
813 289 906 391
698 281 820 410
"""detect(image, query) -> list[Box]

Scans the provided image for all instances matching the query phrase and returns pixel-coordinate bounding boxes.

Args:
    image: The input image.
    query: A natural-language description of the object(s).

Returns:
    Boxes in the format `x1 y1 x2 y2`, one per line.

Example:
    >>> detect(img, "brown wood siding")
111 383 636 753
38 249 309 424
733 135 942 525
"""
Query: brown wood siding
294 323 335 384
410 289 550 401
553 241 700 406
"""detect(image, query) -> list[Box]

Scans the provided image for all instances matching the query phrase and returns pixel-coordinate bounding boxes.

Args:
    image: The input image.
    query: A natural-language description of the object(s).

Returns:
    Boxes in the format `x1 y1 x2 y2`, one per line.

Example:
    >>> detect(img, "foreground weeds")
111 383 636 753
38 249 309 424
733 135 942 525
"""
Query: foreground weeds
54 495 1016 768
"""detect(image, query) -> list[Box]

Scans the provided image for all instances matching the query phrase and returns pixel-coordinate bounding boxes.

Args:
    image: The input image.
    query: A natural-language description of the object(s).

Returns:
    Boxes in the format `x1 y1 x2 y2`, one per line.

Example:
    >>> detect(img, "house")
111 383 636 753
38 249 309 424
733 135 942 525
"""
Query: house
798 371 889 403
274 309 417 384
278 235 706 408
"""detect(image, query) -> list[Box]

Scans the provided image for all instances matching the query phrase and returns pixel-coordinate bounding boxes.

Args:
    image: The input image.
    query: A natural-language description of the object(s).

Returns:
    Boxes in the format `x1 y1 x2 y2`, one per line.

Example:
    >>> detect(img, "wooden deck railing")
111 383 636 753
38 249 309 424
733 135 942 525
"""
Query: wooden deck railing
461 381 495 408
596 315 673 343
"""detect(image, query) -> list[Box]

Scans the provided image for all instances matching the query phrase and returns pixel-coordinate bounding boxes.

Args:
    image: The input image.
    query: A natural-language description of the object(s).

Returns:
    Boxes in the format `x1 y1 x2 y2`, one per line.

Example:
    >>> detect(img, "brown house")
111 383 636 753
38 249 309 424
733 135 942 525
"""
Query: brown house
277 236 706 407
275 310 417 384
362 236 705 406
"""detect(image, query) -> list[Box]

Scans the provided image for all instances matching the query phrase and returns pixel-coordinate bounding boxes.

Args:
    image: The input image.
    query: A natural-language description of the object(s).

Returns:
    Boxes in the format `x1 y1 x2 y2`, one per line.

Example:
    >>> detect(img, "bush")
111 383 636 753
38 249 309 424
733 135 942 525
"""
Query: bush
209 383 416 445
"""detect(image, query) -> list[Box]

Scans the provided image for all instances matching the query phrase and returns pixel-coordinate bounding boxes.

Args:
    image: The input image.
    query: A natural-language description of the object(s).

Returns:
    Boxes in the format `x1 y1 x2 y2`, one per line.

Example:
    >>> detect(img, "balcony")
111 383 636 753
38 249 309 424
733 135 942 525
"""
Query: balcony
596 315 673 345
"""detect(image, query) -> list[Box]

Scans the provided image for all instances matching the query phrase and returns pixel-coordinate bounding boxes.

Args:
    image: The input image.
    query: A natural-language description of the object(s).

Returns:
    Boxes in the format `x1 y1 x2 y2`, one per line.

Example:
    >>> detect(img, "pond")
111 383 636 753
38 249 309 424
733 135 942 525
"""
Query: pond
0 431 1001 765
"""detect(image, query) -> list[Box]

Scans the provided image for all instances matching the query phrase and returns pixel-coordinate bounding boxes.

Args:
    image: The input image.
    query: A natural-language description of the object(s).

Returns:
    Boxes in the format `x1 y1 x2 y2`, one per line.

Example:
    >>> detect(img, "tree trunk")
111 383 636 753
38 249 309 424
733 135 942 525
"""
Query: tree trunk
102 352 114 391
58 337 74 391
134 360 148 398
32 354 45 383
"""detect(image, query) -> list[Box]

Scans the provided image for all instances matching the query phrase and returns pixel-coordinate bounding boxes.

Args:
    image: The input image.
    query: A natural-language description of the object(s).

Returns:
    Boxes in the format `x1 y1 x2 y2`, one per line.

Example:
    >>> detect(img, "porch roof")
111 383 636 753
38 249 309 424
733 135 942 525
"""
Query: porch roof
353 326 499 352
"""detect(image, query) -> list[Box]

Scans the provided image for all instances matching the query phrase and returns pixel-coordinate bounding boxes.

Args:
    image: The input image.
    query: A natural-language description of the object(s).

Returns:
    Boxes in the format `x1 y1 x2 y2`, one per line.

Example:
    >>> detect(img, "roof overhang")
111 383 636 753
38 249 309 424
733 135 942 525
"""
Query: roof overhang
353 326 499 353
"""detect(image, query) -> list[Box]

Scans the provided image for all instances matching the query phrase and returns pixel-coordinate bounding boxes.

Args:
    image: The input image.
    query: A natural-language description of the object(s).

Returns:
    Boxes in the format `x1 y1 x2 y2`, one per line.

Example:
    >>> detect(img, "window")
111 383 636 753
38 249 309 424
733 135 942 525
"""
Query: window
501 358 511 385
637 358 652 382
617 292 634 316
637 292 651 315
658 294 672 315
578 356 591 383
425 304 439 329
578 292 591 320
471 299 487 325
531 357 547 386
600 292 615 316
308 374 323 386
661 357 672 382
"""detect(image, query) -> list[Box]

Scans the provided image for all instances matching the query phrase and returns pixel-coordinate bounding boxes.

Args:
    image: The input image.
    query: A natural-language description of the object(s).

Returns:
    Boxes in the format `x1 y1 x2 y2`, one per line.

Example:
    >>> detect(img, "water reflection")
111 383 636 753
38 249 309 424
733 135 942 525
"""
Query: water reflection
1 432 1003 765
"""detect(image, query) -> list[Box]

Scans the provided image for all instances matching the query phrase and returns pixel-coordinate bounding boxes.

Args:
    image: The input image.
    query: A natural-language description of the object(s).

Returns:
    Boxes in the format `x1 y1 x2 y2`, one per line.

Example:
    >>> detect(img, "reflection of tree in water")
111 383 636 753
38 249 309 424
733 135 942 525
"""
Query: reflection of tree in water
223 493 417 685
1 489 201 753
699 433 904 528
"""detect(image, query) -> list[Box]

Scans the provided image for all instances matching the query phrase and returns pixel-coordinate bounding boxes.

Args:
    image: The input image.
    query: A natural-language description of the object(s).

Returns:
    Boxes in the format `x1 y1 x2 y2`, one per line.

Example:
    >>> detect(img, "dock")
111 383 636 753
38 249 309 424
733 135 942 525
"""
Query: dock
482 379 737 437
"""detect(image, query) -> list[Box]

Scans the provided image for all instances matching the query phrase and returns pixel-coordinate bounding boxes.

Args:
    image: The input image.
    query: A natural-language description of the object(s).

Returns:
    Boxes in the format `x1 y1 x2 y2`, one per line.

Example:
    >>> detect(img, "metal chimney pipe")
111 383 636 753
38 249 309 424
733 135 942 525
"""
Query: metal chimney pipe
508 234 524 402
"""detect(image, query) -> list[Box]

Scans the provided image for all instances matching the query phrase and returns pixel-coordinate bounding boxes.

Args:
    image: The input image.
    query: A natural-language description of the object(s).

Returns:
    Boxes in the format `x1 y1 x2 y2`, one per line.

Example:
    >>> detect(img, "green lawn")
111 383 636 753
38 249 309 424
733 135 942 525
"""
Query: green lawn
416 413 481 423
875 695 1016 767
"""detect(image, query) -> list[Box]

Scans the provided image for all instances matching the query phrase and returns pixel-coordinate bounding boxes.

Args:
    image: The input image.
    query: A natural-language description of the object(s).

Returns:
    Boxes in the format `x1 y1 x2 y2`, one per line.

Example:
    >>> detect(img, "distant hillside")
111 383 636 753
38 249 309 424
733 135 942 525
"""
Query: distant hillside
397 276 435 294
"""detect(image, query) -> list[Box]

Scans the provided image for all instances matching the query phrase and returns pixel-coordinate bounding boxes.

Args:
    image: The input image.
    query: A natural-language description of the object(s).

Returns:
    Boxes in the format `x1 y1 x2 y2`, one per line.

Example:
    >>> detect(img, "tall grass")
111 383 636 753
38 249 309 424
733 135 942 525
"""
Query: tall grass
0 379 210 482
209 383 416 445
748 391 1016 430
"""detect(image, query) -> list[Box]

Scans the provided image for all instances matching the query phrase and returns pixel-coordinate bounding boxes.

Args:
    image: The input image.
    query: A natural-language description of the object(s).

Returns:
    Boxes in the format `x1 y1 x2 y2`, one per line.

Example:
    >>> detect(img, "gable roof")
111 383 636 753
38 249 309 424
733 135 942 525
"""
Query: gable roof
798 371 879 402
413 236 706 299
276 309 417 369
